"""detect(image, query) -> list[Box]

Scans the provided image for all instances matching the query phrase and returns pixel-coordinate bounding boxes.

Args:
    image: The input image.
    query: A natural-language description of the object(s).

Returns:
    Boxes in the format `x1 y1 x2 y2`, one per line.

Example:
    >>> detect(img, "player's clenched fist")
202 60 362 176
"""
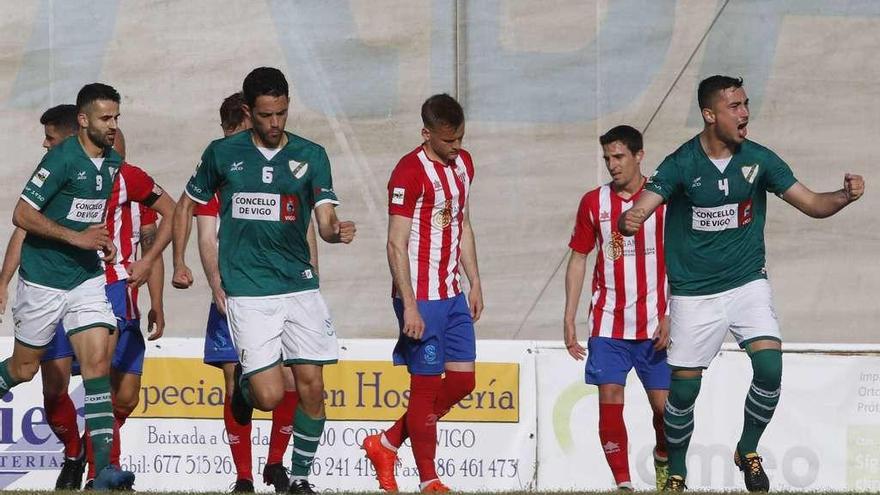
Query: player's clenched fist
334 220 356 244
618 207 648 236
172 265 194 289
74 224 110 251
844 173 865 203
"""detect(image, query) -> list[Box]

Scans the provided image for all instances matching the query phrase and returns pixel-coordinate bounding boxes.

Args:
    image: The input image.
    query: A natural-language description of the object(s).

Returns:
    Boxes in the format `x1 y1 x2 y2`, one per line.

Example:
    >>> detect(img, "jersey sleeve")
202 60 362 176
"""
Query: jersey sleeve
140 204 159 226
568 192 597 254
387 162 423 218
185 146 221 205
645 154 683 202
194 195 220 217
762 150 797 196
20 153 68 211
119 163 158 203
310 147 339 207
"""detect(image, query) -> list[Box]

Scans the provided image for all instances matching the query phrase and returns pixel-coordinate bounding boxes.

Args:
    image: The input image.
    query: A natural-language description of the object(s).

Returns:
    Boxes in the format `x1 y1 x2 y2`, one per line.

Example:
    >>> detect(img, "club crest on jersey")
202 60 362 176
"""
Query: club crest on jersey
741 164 759 184
289 160 309 179
605 232 625 261
432 200 453 229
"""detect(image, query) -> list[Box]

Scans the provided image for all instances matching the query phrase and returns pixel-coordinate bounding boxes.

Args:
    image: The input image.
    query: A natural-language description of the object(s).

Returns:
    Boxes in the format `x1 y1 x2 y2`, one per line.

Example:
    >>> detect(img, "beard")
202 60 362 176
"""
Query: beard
86 127 114 150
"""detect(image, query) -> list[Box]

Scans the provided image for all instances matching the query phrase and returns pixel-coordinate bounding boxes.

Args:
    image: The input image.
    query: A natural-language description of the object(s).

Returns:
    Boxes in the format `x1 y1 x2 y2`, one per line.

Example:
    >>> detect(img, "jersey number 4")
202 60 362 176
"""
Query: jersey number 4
718 178 729 196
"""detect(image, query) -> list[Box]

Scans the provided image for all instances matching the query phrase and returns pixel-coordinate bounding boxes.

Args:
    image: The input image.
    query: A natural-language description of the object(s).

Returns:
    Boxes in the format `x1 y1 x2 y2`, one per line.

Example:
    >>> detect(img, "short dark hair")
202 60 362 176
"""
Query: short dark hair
220 92 246 132
421 93 464 130
600 125 643 154
697 75 744 110
40 104 79 134
76 83 120 112
242 67 288 108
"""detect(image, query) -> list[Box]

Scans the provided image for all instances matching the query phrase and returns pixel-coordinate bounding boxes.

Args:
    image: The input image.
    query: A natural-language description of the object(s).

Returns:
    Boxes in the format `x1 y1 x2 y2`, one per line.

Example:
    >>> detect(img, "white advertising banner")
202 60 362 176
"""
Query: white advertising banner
0 338 536 492
535 343 880 491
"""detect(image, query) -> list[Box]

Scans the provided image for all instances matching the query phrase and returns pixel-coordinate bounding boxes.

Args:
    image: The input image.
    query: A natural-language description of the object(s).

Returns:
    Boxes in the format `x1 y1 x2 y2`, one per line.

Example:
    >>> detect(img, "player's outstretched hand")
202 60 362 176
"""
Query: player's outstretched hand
844 173 865 203
147 306 165 341
334 220 356 244
74 224 111 251
653 315 670 351
172 265 194 289
402 304 425 340
564 323 585 360
620 208 647 236
126 259 151 287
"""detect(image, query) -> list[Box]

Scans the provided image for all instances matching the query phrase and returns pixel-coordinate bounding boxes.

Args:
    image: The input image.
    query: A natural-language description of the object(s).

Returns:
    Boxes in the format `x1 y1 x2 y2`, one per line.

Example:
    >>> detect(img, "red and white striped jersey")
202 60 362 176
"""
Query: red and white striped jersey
388 146 474 301
103 162 161 319
569 183 667 340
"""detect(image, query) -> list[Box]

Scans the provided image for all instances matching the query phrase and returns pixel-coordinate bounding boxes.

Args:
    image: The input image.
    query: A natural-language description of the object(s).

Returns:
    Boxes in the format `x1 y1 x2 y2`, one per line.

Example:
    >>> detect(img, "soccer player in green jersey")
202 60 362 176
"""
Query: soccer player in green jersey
171 67 355 494
0 83 136 490
619 76 865 492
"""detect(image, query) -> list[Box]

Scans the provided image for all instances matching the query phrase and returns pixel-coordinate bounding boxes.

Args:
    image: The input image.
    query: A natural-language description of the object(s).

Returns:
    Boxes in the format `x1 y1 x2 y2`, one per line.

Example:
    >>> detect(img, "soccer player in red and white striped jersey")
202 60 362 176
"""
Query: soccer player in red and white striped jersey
564 125 670 491
363 94 482 494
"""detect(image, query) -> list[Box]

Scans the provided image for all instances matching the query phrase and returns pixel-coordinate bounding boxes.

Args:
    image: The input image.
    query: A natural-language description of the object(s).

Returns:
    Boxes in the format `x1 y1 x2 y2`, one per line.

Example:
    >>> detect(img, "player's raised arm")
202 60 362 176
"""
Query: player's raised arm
127 187 176 287
13 199 112 256
781 173 865 218
171 192 197 288
617 190 664 236
314 203 356 244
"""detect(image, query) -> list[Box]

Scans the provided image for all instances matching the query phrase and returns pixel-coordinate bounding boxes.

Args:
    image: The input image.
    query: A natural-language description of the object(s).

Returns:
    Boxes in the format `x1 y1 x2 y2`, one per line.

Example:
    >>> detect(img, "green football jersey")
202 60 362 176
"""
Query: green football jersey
185 130 339 297
645 135 797 296
19 136 122 290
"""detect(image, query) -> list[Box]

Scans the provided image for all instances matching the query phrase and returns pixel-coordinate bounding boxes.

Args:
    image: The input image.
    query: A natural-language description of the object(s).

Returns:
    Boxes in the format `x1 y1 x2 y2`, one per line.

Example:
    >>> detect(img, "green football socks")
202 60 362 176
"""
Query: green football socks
738 349 782 455
84 376 115 472
290 406 324 480
665 375 702 479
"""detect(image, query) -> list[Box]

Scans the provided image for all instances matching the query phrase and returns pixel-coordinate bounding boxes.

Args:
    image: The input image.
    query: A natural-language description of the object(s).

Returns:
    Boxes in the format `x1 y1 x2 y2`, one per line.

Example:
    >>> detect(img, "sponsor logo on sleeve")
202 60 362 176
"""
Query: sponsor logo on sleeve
691 199 753 231
230 192 280 221
30 167 50 188
66 198 105 223
391 187 405 205
289 160 308 179
301 269 313 280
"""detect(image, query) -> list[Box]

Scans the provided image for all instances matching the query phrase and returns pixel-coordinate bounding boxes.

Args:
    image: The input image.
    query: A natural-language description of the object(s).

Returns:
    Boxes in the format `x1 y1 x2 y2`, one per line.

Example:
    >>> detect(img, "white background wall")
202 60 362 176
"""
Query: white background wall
0 0 877 342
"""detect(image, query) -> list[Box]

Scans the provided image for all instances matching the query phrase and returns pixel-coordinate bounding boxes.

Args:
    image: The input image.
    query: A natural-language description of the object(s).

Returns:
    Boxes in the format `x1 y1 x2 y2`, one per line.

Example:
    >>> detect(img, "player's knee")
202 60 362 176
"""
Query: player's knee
13 361 40 382
42 380 68 400
251 386 283 411
751 349 782 389
113 390 139 418
668 375 702 405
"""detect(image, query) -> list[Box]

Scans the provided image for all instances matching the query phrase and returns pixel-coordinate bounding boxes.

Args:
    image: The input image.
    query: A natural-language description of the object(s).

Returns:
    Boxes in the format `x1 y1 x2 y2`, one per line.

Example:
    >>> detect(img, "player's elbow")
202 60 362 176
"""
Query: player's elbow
12 202 30 230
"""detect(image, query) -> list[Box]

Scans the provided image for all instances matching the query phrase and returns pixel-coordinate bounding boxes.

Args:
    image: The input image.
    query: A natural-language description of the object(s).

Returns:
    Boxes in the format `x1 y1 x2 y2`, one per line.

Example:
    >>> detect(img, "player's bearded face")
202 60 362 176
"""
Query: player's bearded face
247 95 289 148
422 123 464 163
81 99 119 149
602 141 643 188
711 87 750 146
